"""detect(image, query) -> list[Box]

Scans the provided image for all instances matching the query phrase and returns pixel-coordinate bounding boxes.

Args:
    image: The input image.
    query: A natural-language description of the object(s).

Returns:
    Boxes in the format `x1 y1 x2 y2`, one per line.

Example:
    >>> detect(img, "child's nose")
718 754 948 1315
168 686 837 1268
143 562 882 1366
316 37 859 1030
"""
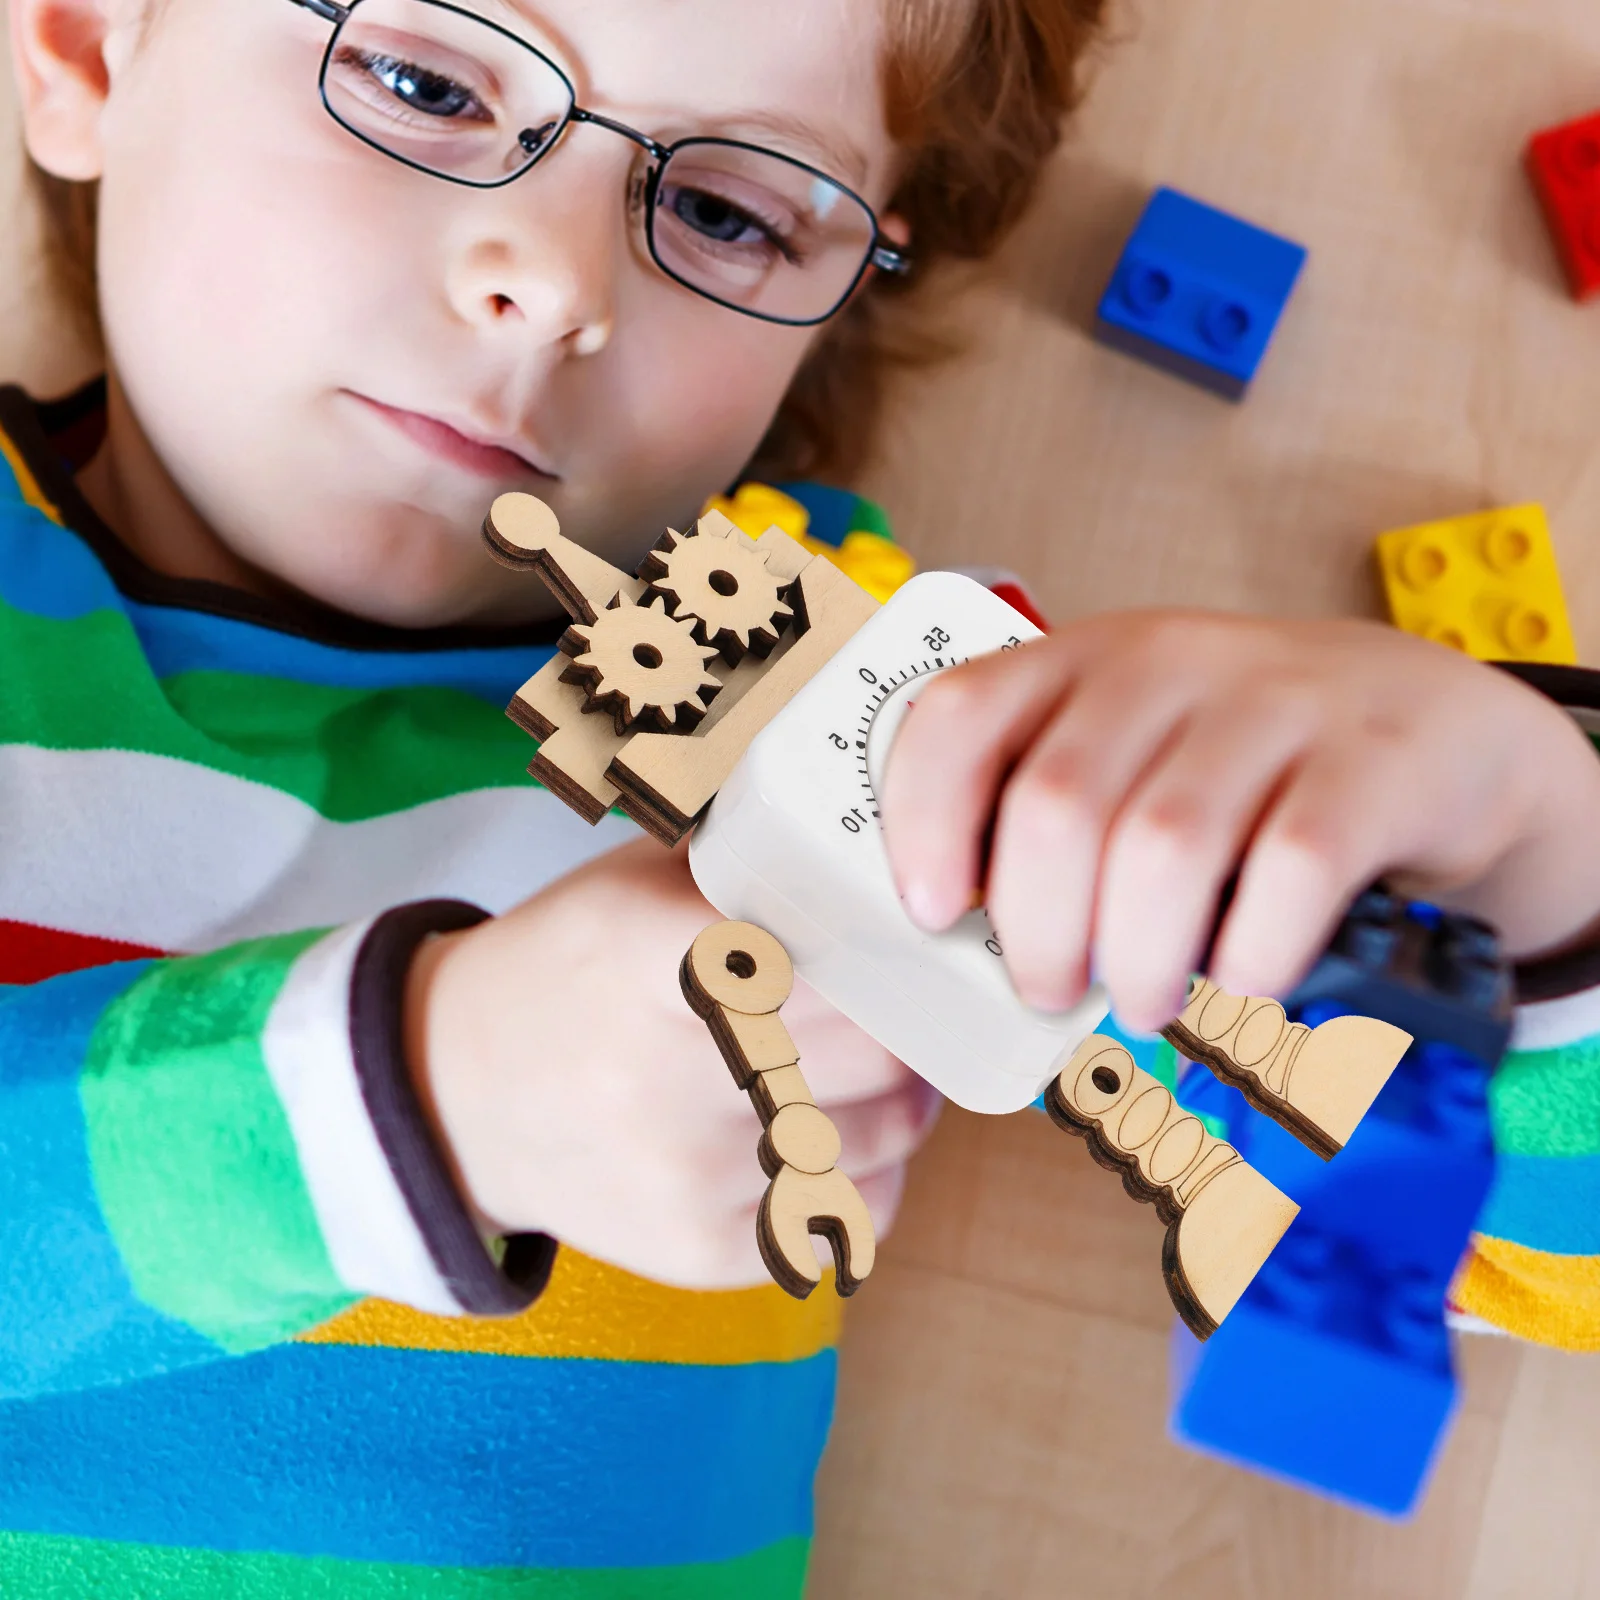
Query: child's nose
442 151 623 357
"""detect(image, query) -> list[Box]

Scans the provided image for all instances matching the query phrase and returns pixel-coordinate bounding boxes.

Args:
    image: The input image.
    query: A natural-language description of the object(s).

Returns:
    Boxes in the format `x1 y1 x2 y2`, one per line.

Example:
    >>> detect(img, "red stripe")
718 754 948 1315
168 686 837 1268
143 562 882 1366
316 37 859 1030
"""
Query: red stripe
0 919 165 984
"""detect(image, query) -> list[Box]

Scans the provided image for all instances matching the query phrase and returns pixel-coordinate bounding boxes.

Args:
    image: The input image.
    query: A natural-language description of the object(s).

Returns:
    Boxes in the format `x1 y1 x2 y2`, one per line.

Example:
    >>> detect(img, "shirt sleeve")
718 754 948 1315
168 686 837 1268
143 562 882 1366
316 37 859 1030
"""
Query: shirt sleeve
0 900 554 1400
1454 663 1600 1347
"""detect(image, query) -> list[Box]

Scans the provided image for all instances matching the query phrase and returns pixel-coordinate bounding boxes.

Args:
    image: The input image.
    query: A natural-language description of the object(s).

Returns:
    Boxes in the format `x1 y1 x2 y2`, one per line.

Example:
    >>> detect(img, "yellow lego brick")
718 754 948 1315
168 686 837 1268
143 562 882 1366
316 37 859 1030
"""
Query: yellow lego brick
701 482 811 543
801 530 917 603
1374 503 1576 665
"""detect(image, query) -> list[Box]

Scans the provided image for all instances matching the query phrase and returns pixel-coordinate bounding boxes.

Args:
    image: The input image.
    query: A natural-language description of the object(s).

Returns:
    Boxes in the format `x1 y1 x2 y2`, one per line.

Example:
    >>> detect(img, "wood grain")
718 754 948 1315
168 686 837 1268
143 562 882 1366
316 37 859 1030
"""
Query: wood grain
1165 977 1413 1159
814 0 1600 1590
681 920 876 1299
1045 1035 1299 1337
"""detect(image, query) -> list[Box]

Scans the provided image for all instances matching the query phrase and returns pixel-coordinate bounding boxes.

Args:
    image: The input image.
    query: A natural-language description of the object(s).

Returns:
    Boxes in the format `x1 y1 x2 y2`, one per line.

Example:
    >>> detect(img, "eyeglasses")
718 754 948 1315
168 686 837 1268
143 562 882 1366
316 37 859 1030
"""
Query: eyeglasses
289 0 912 326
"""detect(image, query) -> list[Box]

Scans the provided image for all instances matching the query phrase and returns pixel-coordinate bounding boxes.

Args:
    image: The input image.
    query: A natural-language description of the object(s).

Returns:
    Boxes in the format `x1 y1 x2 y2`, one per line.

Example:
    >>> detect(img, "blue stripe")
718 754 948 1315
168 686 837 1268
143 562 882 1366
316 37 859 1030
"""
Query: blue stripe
128 602 552 706
0 1342 836 1567
0 495 552 704
1476 1151 1600 1254
0 962 222 1398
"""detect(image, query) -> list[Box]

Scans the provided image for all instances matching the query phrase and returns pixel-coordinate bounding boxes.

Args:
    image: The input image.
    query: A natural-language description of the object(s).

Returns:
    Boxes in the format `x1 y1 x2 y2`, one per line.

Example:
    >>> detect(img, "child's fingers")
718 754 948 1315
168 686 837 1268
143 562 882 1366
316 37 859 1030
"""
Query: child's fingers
985 649 1200 1010
1210 740 1419 999
1092 691 1315 1030
879 636 1082 932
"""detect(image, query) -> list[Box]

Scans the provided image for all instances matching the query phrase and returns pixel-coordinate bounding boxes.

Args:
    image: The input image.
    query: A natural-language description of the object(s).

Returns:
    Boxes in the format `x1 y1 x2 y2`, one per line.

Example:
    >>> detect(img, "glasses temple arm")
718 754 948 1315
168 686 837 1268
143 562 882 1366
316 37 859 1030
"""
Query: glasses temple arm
289 0 351 23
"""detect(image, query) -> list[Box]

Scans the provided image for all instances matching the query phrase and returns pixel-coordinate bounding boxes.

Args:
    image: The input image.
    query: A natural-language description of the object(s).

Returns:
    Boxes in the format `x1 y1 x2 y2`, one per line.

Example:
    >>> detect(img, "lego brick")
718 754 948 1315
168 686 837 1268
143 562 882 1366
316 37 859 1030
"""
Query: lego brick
1172 1043 1497 1516
1375 503 1577 666
1525 109 1600 302
1169 891 1508 1516
1095 187 1308 399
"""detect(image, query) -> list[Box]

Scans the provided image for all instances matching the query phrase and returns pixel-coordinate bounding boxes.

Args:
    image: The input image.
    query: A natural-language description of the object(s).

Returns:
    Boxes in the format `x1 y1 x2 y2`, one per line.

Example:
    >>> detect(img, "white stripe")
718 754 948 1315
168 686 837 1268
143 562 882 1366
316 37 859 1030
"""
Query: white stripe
0 744 638 951
1511 985 1600 1053
261 919 462 1314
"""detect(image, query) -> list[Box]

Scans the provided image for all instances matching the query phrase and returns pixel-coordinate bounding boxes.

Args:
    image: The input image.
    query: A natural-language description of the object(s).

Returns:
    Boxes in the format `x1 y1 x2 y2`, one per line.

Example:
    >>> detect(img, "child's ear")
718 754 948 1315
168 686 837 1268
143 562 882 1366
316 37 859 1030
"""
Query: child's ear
9 0 137 180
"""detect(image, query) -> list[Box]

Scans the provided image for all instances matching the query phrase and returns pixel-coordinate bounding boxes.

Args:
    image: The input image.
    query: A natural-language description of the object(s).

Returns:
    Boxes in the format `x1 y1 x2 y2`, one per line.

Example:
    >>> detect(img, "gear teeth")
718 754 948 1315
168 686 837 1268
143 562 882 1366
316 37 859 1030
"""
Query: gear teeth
639 525 795 665
558 595 723 736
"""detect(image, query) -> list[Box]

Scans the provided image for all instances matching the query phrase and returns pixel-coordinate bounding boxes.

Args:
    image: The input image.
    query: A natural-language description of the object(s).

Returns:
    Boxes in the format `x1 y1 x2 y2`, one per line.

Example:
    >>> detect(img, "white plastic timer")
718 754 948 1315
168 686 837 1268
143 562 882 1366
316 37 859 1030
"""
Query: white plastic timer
689 571 1112 1114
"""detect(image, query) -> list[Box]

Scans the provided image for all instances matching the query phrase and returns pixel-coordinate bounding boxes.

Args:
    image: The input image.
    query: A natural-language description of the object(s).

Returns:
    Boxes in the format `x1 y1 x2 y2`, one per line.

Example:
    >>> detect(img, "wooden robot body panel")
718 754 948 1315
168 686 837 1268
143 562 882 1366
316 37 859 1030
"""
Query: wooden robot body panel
688 570 1111 1114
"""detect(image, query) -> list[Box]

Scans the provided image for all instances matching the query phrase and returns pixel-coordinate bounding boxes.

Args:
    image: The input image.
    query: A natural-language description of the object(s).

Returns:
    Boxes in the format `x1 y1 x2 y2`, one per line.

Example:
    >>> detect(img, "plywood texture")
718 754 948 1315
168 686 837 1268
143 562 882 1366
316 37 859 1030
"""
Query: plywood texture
6 0 1600 1594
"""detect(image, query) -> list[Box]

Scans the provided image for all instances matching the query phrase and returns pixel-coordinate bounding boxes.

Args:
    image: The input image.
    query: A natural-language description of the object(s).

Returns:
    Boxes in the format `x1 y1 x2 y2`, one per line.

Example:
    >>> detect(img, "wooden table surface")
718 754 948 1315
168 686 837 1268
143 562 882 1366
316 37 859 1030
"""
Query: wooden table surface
818 1 1600 1596
5 1 1600 1594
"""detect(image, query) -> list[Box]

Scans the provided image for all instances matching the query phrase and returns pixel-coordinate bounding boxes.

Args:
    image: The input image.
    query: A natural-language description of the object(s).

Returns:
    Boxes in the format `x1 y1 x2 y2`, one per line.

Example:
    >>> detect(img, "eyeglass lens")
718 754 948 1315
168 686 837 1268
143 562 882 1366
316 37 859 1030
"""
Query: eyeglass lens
321 0 880 321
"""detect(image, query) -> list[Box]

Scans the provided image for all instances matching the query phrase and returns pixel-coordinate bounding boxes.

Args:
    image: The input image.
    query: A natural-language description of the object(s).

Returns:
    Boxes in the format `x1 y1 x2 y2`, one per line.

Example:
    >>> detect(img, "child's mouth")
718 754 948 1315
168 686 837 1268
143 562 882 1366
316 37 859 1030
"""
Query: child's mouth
348 393 557 482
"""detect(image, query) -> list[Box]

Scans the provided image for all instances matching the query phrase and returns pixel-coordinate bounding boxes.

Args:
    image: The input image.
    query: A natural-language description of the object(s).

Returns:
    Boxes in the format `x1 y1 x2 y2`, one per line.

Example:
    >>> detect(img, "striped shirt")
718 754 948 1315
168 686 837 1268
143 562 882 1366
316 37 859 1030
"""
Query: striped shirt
0 383 842 1597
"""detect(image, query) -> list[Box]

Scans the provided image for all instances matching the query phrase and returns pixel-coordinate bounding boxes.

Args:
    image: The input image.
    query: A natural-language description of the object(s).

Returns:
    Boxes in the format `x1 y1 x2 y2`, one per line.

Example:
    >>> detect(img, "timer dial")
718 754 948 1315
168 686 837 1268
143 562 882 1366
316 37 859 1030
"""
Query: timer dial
689 570 1111 1115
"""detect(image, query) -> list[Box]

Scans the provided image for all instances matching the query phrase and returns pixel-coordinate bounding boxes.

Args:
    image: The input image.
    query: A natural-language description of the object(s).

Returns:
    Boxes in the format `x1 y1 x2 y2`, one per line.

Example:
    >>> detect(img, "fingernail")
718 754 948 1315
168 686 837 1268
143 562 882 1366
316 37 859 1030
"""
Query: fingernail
902 881 955 932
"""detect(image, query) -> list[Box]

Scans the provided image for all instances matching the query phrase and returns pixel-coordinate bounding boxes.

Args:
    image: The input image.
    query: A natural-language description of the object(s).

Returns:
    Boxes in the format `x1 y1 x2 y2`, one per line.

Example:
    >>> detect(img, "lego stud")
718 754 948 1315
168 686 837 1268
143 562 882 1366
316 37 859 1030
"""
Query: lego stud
1200 297 1253 353
1498 602 1551 655
1397 536 1450 592
1121 260 1175 318
1481 520 1532 574
1556 127 1600 186
1046 1036 1299 1338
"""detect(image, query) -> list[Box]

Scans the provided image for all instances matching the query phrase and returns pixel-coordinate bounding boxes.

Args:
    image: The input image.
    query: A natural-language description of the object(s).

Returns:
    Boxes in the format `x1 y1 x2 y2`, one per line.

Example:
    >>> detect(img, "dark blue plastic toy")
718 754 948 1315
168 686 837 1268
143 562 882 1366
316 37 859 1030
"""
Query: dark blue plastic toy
1096 187 1308 399
1169 890 1510 1516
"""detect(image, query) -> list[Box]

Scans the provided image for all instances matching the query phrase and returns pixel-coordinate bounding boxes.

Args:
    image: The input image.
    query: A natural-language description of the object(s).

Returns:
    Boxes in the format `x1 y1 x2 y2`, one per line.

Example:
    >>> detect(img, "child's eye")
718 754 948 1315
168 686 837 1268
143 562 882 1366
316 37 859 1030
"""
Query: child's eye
663 186 785 252
656 177 802 272
334 44 493 125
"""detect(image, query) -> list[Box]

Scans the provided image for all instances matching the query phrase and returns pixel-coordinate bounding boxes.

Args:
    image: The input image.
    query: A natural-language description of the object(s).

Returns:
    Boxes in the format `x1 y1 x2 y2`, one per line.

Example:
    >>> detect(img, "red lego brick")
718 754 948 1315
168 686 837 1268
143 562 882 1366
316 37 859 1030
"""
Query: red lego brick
1526 108 1600 302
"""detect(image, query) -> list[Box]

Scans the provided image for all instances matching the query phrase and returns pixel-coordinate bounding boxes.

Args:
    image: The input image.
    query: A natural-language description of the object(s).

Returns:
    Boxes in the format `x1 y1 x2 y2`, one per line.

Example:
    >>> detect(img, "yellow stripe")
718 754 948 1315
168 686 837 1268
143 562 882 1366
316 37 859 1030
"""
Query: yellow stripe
298 1247 842 1364
0 424 64 525
1453 1234 1600 1351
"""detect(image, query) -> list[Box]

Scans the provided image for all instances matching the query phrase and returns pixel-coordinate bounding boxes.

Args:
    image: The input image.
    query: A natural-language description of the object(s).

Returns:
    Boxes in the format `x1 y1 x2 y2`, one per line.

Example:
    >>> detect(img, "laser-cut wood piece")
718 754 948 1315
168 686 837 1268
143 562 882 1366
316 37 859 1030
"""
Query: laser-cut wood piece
559 596 722 735
640 522 796 664
1045 1035 1299 1339
1161 977 1413 1160
681 920 876 1299
610 555 880 843
486 493 878 846
483 492 634 623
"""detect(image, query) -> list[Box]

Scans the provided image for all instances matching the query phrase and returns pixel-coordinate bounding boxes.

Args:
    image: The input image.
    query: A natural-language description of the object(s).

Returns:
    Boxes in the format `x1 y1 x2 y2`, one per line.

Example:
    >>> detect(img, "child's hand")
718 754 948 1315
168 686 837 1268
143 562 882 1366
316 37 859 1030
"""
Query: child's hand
405 840 938 1289
881 613 1600 1032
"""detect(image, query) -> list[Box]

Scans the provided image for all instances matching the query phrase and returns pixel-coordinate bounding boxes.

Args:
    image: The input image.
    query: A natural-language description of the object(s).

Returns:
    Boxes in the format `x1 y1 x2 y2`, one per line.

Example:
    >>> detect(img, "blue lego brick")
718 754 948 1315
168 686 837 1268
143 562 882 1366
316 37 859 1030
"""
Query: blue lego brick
1169 891 1506 1516
1291 888 1514 1065
1095 187 1308 399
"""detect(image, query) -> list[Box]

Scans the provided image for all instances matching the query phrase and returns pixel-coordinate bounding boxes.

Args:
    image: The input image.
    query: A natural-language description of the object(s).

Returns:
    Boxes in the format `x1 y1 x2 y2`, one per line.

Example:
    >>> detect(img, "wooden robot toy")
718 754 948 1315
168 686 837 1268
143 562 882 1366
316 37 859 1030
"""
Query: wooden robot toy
483 492 1415 1339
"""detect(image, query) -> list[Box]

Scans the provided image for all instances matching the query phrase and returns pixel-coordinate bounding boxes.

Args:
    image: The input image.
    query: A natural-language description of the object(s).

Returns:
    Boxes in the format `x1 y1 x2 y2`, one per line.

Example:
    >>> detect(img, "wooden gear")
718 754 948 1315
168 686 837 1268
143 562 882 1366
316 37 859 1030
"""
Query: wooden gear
484 491 877 844
639 524 796 663
681 920 876 1298
1046 1034 1300 1338
558 596 722 735
1160 977 1412 1160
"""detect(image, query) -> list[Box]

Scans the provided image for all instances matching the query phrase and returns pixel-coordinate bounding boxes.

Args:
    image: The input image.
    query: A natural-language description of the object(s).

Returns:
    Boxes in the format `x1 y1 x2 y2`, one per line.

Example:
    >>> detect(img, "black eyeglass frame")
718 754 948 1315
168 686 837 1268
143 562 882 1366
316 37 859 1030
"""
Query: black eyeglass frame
291 0 912 326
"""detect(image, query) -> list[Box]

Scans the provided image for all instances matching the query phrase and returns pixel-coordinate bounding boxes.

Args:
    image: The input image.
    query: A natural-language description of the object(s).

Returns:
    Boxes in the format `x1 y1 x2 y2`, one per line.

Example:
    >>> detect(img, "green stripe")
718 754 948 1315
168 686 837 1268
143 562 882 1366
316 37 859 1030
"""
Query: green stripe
0 602 535 821
0 1531 810 1598
1489 1035 1600 1159
81 933 355 1351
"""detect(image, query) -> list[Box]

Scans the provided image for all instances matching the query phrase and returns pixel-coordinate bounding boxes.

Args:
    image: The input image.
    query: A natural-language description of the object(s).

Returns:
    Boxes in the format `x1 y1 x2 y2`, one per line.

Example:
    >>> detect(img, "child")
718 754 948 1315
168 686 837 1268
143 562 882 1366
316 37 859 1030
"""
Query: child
3 0 1104 1593
6 0 1599 1596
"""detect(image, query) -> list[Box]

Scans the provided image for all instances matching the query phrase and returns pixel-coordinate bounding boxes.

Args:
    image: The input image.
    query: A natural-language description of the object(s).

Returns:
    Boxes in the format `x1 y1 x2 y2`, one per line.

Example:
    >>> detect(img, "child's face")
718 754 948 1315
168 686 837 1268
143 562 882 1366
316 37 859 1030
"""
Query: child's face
38 0 902 625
